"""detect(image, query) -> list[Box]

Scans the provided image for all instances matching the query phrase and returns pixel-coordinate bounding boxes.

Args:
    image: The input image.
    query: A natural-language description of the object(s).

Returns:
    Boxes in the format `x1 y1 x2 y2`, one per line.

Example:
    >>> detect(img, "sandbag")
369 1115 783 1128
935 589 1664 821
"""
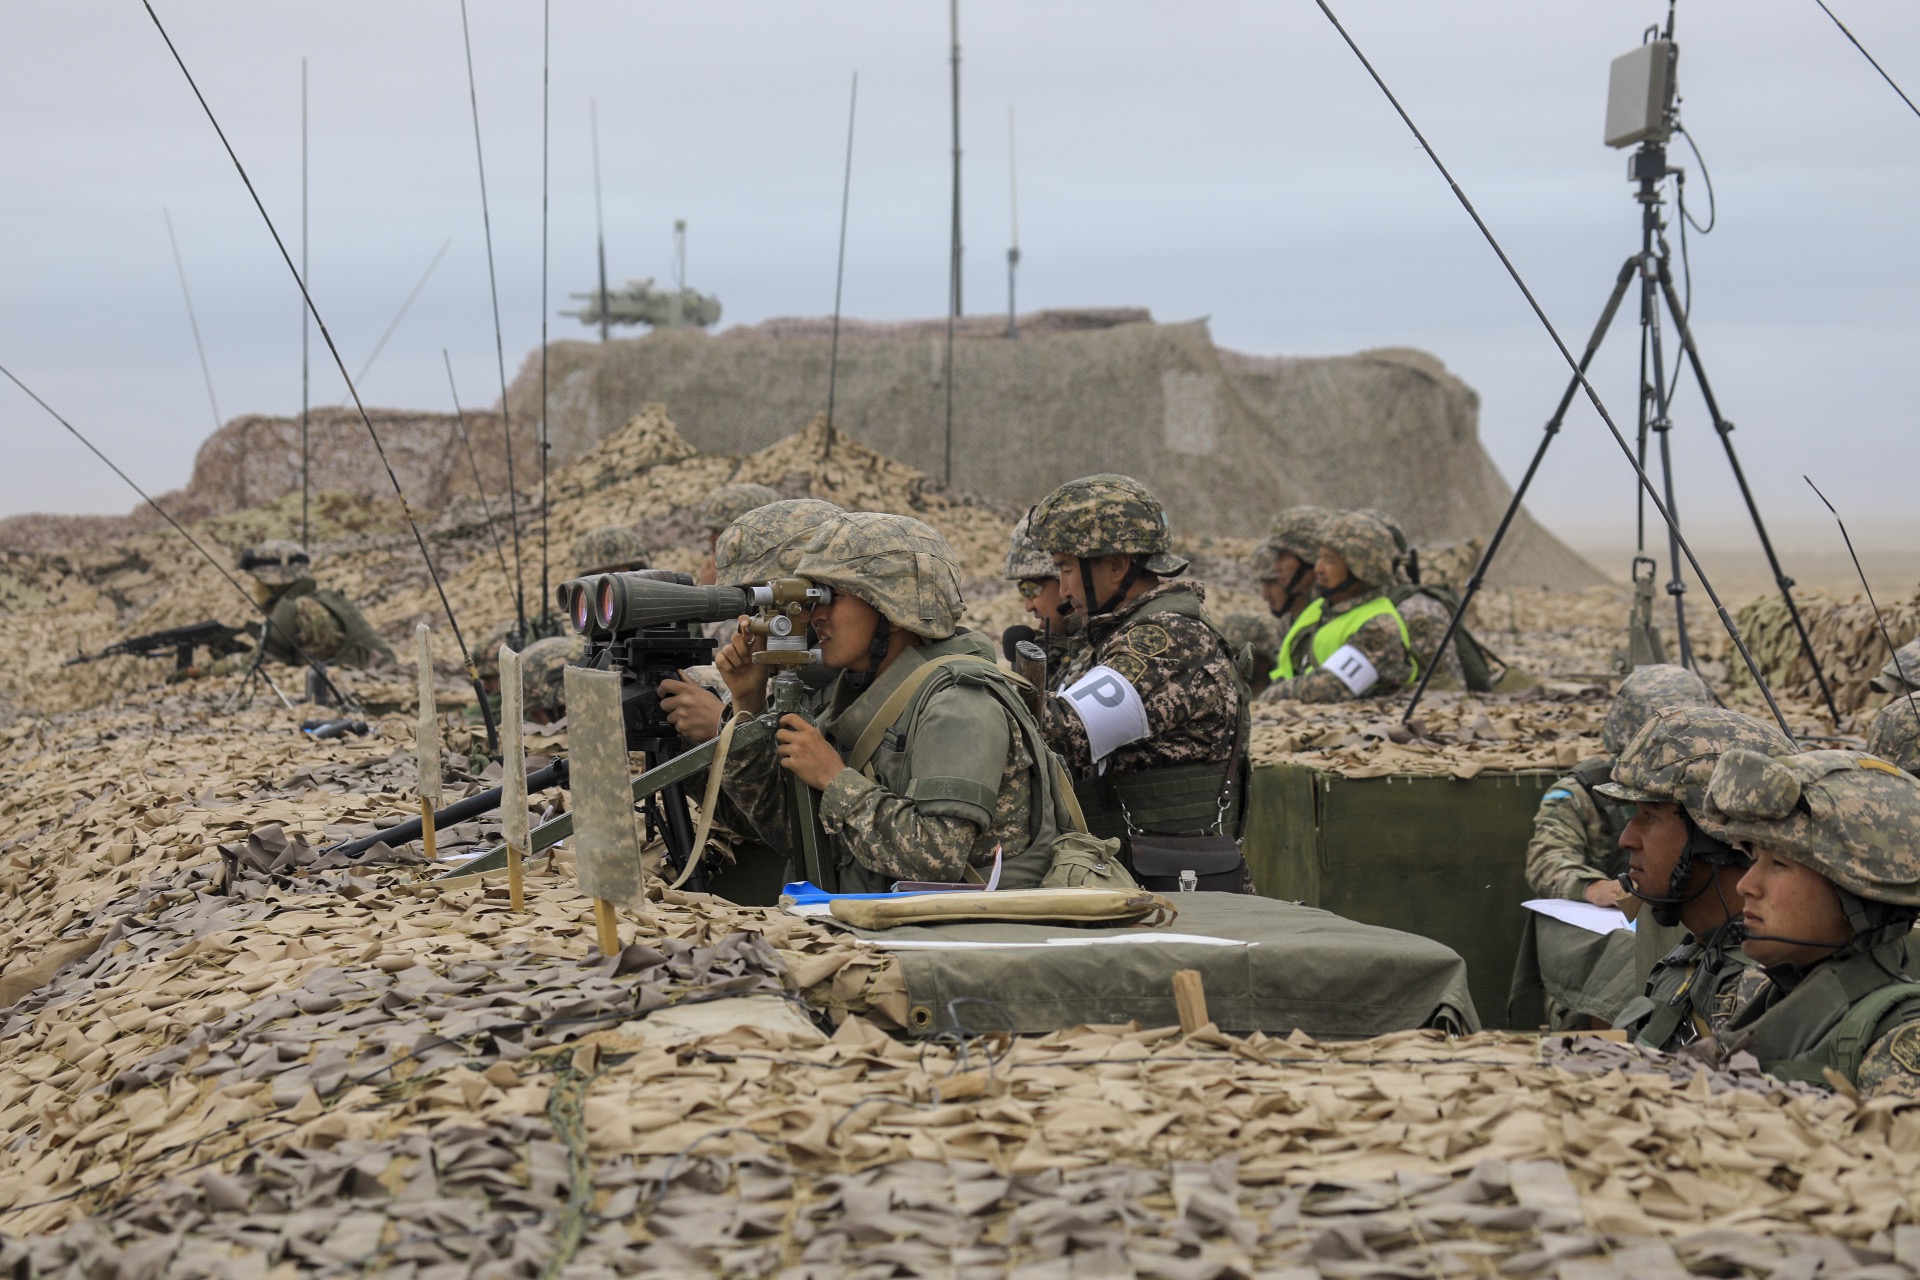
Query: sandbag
830 887 1176 931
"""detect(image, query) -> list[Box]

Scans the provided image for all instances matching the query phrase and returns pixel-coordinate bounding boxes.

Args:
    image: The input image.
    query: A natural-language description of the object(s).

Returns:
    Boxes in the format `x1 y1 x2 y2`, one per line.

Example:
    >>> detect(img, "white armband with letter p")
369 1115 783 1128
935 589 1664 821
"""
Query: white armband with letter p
1061 664 1151 762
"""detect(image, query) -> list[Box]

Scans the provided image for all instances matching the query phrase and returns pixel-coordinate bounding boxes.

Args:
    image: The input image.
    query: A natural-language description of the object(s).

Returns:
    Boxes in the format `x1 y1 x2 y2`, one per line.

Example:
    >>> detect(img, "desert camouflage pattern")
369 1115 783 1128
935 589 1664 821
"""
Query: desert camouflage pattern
695 483 783 533
1596 705 1795 808
571 526 651 574
1355 507 1410 563
1004 512 1057 582
1700 748 1920 907
1523 762 1626 899
241 539 312 589
1871 639 1920 696
1314 510 1397 589
1026 474 1189 577
471 620 518 685
1858 1023 1920 1101
791 512 964 640
1220 611 1279 687
1395 589 1464 685
284 595 345 660
1041 581 1240 778
519 635 585 719
259 583 394 669
1259 585 1414 705
1867 697 1920 777
1601 663 1713 755
714 498 844 587
1256 505 1331 571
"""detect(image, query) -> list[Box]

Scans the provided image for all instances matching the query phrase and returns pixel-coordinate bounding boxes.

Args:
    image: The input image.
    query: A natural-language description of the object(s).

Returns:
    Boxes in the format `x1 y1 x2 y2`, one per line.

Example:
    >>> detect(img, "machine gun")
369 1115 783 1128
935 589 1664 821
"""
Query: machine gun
66 620 250 673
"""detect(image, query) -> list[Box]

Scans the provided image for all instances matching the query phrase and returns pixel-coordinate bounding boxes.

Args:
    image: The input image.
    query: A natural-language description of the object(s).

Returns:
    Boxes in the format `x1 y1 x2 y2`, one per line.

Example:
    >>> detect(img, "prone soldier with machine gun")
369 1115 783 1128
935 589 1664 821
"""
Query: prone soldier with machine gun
66 620 251 677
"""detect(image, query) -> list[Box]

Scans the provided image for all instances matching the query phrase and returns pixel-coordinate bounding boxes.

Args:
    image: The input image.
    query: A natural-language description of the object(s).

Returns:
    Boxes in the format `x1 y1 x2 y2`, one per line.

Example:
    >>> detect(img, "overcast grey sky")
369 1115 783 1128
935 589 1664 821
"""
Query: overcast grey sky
2 1 1917 550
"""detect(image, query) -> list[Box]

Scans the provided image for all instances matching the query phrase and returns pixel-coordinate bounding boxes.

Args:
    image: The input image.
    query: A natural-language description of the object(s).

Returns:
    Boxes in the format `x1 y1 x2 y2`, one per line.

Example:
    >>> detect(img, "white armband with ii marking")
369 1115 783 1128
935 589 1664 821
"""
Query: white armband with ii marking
1062 665 1151 762
1323 644 1379 695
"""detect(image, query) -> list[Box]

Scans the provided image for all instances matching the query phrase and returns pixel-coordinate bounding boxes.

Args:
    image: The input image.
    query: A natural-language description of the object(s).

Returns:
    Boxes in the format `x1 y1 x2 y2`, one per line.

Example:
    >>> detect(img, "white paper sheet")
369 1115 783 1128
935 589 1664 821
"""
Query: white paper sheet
1522 898 1633 935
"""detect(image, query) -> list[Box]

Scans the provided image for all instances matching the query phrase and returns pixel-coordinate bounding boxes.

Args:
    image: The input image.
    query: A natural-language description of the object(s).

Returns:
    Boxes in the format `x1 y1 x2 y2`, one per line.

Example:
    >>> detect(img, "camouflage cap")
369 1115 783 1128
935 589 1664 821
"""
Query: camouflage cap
1256 505 1331 576
1004 512 1056 582
1596 705 1794 807
519 635 585 719
695 483 783 533
1700 747 1920 907
1026 475 1189 576
1871 639 1920 696
1867 697 1920 777
1314 510 1398 589
714 498 845 587
792 511 964 639
241 539 312 588
571 526 651 575
1602 663 1714 755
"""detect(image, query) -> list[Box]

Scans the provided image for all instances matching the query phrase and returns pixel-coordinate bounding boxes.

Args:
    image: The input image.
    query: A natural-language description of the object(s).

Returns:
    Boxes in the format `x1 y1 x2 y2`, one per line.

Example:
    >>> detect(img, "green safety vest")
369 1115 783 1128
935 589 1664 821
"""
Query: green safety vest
1272 594 1414 683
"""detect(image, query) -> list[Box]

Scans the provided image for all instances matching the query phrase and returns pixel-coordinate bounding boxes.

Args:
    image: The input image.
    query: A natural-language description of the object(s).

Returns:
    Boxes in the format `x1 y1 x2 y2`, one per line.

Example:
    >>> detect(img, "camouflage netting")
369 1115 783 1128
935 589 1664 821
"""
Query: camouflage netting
504 310 1603 588
1722 586 1920 719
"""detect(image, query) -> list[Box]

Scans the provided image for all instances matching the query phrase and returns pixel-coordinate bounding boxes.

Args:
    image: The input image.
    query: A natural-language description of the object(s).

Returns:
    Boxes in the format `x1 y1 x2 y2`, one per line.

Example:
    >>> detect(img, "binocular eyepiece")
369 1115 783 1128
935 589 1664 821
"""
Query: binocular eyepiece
557 571 831 637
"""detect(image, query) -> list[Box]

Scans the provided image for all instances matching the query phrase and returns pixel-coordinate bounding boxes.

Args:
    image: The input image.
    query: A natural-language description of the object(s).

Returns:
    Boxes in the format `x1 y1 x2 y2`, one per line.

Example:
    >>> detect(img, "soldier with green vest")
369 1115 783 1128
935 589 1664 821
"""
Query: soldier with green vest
1699 748 1920 1099
1261 511 1415 704
1598 706 1794 1050
1867 696 1920 777
715 512 1070 892
238 540 395 670
1025 475 1251 891
1002 512 1090 692
1524 664 1714 907
1254 505 1327 631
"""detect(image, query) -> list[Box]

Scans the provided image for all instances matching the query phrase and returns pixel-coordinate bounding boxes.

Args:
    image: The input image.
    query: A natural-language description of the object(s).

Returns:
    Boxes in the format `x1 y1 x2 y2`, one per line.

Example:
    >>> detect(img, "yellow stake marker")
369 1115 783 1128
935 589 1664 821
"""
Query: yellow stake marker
594 898 621 957
500 642 528 912
415 623 442 863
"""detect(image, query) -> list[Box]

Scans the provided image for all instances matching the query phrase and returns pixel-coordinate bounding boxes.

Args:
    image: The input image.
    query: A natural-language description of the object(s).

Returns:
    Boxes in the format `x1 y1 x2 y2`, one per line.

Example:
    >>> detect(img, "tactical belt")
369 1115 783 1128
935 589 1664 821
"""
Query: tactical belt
1074 760 1240 841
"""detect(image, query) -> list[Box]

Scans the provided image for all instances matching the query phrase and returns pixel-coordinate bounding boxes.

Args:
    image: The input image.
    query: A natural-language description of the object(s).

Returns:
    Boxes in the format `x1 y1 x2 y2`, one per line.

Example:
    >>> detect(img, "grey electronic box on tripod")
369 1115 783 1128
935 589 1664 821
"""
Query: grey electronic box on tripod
1406 0 1840 727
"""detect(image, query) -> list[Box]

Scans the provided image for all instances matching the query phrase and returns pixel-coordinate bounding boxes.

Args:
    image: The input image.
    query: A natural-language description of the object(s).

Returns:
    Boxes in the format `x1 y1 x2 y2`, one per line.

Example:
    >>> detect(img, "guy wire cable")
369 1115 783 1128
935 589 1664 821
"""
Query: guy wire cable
338 235 454 402
1313 0 1796 742
161 206 222 434
443 349 517 600
1806 477 1920 728
538 0 552 633
457 0 529 643
0 362 352 713
824 71 859 460
1812 0 1920 122
141 0 499 753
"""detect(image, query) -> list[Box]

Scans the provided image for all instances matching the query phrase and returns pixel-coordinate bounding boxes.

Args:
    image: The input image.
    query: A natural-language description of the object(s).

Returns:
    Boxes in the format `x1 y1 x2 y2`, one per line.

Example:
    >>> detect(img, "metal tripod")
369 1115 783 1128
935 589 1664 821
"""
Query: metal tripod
1405 133 1840 726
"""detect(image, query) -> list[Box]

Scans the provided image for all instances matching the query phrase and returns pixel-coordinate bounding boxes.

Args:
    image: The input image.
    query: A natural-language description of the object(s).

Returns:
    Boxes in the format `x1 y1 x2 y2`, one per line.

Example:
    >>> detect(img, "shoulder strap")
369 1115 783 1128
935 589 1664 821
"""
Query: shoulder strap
846 652 981 772
1828 981 1920 1082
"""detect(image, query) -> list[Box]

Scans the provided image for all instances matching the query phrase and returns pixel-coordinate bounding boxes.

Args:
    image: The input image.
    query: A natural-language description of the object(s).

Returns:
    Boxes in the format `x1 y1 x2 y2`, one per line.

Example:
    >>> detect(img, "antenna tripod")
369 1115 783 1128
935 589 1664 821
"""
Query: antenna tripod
1405 130 1840 727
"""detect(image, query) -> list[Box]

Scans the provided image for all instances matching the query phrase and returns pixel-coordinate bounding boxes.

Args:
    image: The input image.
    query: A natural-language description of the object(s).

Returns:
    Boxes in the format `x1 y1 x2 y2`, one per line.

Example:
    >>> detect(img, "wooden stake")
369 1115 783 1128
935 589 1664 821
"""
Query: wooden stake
1172 968 1208 1035
420 795 437 864
507 841 525 912
593 898 621 956
500 643 528 913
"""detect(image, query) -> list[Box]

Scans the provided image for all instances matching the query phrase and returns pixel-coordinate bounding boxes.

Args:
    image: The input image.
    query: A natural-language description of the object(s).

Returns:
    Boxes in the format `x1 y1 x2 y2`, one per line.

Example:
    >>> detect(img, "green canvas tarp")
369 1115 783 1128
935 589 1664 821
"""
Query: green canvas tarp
834 894 1477 1039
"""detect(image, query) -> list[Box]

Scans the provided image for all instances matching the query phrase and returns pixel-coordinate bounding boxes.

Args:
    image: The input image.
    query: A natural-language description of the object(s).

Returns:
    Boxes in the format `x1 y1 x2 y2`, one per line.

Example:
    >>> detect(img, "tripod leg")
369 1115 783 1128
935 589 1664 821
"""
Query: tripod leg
1640 256 1694 668
1403 258 1638 725
1655 262 1843 725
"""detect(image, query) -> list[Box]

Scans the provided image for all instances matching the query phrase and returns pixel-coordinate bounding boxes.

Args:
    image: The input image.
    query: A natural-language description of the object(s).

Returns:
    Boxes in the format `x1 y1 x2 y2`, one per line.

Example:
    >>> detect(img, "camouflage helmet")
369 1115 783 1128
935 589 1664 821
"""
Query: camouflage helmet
1004 512 1056 582
1221 611 1280 667
471 619 518 684
1866 697 1920 777
1596 705 1794 808
1602 663 1714 755
714 498 845 587
518 635 585 720
285 595 345 661
1356 508 1413 583
1026 475 1189 576
1870 639 1920 697
792 512 964 640
695 483 783 533
1313 510 1397 589
240 539 312 588
571 526 651 575
1700 748 1920 907
1256 505 1330 578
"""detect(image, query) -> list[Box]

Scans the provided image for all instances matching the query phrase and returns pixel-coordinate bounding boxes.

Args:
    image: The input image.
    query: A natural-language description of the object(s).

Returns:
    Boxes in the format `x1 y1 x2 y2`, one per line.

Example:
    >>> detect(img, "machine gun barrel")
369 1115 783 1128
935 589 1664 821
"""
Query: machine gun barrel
65 619 247 670
328 758 571 861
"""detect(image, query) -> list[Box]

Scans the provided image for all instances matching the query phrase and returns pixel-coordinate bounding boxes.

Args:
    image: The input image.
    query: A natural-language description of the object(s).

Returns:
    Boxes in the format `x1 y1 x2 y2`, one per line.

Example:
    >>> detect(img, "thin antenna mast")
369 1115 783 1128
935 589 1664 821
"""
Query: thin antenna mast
539 0 552 633
590 98 609 343
342 236 453 398
1006 105 1019 339
161 206 222 432
457 0 528 641
446 350 516 598
1807 477 1920 725
943 0 961 485
824 71 858 459
300 57 310 551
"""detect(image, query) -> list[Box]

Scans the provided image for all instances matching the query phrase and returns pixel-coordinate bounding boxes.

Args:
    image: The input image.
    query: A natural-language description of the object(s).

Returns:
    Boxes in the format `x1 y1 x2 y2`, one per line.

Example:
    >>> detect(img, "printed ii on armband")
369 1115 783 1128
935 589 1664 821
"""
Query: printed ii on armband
1323 644 1379 695
1062 664 1150 762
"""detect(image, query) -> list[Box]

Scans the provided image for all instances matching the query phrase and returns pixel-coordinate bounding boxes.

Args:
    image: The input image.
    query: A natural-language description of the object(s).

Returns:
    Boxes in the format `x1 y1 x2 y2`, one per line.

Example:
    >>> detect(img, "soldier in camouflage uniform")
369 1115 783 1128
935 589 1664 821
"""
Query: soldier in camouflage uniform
1026 476 1249 889
1261 511 1415 703
239 541 395 669
1254 505 1327 630
1525 663 1714 906
1221 612 1280 699
1870 639 1920 700
1598 707 1794 1051
1357 507 1474 689
518 634 583 724
715 512 1063 891
1697 748 1920 1099
693 483 783 585
1867 696 1920 777
571 526 651 575
1003 512 1090 691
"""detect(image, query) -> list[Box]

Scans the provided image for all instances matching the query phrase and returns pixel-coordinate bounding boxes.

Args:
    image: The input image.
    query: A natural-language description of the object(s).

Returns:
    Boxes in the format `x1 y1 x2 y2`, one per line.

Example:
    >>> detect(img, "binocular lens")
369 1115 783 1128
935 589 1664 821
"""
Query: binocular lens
568 581 594 634
594 576 619 631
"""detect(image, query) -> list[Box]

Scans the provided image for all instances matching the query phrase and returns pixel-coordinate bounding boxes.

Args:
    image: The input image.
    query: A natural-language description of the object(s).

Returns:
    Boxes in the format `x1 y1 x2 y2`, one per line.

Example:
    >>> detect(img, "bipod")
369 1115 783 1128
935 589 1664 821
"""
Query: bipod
226 620 295 714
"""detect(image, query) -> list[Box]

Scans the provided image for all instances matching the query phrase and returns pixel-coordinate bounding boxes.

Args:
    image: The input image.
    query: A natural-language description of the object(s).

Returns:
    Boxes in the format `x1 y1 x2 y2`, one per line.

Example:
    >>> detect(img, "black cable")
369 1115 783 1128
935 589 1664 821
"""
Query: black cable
1311 0 1795 743
140 0 498 753
1675 128 1717 234
1812 0 1920 122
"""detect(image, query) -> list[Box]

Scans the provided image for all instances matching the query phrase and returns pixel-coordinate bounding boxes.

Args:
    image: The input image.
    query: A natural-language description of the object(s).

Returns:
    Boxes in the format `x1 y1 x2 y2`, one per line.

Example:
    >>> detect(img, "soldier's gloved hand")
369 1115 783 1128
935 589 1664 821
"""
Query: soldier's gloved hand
715 616 771 715
658 672 723 744
1583 879 1626 908
775 715 846 791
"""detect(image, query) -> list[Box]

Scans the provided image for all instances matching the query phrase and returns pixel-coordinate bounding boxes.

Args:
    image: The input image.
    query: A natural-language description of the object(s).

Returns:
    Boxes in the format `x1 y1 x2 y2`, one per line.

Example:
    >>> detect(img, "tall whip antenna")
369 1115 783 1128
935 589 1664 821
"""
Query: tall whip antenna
444 350 516 599
589 98 610 344
142 0 498 752
1312 0 1794 741
943 0 962 486
539 0 552 632
1006 104 1019 339
457 0 528 642
1812 0 1920 121
1806 477 1920 725
161 206 221 432
824 71 858 460
299 57 310 552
